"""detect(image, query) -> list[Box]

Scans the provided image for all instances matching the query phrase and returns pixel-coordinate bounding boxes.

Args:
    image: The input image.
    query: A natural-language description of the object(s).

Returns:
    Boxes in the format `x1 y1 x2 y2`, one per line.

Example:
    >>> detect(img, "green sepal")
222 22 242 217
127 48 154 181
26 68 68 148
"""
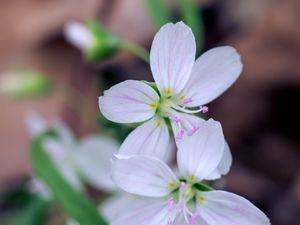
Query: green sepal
194 182 214 191
85 20 121 62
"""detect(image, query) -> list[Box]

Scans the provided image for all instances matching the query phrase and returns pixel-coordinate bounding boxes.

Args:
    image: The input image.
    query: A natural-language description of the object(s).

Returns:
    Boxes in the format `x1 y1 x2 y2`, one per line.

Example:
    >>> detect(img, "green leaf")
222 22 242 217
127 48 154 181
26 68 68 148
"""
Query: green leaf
30 133 108 225
6 196 48 225
177 0 205 54
145 0 172 28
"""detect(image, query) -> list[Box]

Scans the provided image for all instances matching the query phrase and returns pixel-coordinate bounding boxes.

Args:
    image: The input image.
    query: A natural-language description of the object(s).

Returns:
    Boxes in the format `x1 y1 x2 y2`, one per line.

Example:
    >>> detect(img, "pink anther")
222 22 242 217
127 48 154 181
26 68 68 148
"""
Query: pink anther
199 106 208 113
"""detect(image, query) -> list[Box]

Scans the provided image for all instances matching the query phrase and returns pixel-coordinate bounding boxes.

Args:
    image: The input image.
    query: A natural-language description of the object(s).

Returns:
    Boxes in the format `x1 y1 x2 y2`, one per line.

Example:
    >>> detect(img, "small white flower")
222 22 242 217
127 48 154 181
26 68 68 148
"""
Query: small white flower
25 112 119 191
111 119 270 225
99 21 242 161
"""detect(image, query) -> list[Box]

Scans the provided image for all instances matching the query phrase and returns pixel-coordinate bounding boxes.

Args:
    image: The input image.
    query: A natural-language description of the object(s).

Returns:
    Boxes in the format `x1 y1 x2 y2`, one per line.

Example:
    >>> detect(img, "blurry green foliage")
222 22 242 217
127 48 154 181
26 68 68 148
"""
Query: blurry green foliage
145 0 172 28
6 196 48 225
177 0 204 54
30 132 108 225
145 0 205 54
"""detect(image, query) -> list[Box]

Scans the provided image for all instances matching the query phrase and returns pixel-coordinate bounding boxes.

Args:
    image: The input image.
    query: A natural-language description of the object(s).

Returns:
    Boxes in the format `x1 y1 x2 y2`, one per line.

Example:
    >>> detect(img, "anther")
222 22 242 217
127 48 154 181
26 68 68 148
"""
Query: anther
199 106 208 113
181 97 193 106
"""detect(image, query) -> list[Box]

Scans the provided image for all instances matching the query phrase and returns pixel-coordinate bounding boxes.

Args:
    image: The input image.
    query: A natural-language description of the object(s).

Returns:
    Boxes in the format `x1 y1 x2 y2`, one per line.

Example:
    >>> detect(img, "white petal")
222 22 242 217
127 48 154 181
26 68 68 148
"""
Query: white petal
150 22 196 96
25 112 48 137
110 198 176 225
43 139 82 190
182 46 242 106
64 21 94 50
112 155 178 197
100 192 136 221
176 119 225 181
52 119 75 147
196 190 270 225
205 141 232 180
119 117 171 162
74 135 119 192
99 80 159 123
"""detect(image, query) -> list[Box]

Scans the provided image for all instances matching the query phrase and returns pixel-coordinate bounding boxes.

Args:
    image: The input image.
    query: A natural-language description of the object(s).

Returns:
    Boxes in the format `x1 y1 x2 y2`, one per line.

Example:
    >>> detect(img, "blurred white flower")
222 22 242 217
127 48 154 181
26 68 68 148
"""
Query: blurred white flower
25 112 119 191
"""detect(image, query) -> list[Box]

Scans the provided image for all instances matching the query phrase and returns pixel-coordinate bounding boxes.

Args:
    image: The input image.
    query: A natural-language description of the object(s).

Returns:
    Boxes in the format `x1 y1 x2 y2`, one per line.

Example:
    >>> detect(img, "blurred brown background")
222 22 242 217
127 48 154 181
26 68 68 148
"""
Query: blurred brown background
0 0 300 224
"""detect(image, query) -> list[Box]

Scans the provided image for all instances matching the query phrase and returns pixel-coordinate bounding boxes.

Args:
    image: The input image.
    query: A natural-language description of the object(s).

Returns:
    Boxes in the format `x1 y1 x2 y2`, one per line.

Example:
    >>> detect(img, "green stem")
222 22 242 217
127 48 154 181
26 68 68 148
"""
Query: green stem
121 41 150 63
145 0 172 29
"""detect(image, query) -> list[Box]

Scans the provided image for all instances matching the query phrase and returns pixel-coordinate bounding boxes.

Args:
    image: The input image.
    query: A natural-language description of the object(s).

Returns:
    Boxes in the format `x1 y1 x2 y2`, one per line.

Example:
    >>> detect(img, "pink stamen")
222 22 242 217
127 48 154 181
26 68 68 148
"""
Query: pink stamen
182 97 193 106
180 182 186 191
167 219 173 225
176 129 184 140
187 126 199 136
187 210 199 225
170 114 183 123
199 106 208 113
167 198 175 211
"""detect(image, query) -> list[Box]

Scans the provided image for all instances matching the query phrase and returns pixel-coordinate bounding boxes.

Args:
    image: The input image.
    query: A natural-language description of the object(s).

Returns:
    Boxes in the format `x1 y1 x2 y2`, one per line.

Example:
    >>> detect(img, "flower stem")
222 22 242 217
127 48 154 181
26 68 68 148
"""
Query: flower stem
120 40 150 63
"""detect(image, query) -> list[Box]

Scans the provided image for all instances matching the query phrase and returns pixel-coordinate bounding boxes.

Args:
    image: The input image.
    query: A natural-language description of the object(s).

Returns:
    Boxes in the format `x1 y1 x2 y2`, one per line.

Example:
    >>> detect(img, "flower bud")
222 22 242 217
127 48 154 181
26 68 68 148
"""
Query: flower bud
64 20 121 62
0 70 52 98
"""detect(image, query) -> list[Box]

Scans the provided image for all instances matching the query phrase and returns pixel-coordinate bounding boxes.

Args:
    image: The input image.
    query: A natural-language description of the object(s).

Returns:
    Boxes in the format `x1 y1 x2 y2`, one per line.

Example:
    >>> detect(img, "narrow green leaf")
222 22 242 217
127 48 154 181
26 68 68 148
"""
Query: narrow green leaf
177 0 205 54
145 0 172 28
30 133 108 225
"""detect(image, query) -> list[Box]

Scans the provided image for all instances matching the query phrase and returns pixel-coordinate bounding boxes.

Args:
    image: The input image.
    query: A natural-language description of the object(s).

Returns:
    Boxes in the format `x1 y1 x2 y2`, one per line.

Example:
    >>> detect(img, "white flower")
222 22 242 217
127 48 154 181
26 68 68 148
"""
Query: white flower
111 119 270 225
25 112 119 191
99 21 242 161
63 21 95 51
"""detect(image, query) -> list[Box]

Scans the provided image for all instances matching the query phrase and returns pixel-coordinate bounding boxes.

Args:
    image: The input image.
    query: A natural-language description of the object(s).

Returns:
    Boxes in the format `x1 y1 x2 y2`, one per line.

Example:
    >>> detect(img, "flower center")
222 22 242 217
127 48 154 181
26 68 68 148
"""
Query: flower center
167 181 202 225
156 97 209 140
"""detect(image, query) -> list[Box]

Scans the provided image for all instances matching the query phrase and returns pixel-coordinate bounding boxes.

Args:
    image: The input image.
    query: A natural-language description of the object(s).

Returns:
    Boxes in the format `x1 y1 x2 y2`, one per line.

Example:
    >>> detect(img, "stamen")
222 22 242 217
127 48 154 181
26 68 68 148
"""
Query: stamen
199 106 208 113
167 198 175 211
187 210 199 225
186 127 199 136
167 219 173 225
169 114 183 123
181 97 193 106
169 114 185 140
176 130 184 140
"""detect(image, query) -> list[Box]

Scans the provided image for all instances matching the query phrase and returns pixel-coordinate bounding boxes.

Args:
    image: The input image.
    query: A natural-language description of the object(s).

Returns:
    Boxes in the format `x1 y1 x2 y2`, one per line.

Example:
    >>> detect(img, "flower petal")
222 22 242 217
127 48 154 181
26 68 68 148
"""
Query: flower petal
110 198 176 225
150 22 196 96
176 119 225 181
181 46 242 107
119 117 171 162
74 135 119 192
99 80 159 123
205 141 232 180
196 190 270 225
100 192 137 221
112 154 178 197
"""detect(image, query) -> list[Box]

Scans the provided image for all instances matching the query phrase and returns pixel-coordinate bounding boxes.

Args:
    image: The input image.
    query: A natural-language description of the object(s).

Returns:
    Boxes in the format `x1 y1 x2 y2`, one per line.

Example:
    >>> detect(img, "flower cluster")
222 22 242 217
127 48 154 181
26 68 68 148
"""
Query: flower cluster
98 22 270 225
